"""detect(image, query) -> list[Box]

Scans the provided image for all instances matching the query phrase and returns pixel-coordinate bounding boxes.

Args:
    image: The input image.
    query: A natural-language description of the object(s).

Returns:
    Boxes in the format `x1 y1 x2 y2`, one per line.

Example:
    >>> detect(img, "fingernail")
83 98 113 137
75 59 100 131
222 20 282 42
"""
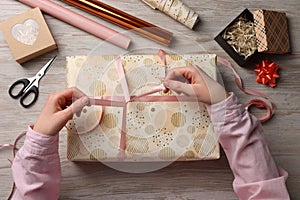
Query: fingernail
81 96 89 106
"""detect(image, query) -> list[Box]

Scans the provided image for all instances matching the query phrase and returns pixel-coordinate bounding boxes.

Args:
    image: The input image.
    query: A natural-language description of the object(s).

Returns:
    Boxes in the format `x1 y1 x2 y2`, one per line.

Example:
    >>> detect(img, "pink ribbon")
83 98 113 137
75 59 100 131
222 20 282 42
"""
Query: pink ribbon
217 57 275 123
0 131 26 200
73 50 276 160
90 51 276 160
92 51 198 160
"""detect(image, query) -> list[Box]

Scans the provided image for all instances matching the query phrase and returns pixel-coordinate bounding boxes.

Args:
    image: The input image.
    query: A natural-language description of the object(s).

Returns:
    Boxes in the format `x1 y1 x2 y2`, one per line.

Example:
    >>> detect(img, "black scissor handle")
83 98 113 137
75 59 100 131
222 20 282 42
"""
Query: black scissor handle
8 79 30 99
20 86 39 108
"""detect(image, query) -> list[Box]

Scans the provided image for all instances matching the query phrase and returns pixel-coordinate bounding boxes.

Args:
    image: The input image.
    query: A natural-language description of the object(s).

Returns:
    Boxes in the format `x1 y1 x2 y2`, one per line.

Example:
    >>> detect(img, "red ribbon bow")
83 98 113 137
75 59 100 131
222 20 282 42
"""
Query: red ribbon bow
254 60 280 88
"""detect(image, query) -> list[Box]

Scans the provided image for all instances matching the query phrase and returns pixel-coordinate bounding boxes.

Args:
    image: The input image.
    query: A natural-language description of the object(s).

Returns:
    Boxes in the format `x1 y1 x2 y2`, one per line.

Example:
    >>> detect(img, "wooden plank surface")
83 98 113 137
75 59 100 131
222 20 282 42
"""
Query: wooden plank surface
0 0 299 199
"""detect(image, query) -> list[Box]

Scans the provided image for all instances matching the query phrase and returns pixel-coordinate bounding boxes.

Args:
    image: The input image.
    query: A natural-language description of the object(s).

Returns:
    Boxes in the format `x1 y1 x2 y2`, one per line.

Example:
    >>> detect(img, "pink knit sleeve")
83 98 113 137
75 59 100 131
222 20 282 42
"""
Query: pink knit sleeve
11 126 61 200
206 93 290 200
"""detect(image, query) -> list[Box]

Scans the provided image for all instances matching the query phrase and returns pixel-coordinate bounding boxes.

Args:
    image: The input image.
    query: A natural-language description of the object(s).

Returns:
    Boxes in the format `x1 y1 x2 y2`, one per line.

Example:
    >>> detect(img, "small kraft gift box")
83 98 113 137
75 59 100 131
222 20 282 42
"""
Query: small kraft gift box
0 8 57 63
65 53 220 162
214 8 290 67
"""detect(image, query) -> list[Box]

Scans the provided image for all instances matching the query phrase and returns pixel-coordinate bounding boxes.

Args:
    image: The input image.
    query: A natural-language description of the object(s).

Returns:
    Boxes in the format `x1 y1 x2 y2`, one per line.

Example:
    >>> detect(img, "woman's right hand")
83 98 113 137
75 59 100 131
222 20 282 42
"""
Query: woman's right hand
33 87 89 136
163 66 229 105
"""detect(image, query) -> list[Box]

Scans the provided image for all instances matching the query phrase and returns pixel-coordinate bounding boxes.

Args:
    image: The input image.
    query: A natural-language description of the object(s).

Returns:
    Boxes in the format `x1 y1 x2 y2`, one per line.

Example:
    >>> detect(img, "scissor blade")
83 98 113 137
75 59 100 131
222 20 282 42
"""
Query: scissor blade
36 56 57 78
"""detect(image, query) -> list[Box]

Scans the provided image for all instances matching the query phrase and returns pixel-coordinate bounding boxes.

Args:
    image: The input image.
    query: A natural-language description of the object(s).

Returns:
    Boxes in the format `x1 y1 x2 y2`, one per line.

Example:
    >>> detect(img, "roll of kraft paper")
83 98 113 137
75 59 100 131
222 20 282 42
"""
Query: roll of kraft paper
61 0 173 46
142 0 200 29
17 0 131 49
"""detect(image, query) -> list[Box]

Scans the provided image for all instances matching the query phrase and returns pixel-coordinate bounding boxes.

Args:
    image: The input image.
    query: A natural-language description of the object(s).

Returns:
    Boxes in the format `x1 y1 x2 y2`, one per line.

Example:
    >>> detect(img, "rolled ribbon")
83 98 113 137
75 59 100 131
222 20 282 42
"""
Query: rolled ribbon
17 0 131 49
61 0 173 46
143 0 200 29
254 59 280 88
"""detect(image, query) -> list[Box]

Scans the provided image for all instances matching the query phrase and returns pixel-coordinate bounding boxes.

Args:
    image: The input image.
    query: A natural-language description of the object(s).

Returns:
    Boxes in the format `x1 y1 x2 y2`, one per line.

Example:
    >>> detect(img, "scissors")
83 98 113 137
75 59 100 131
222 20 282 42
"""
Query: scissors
8 56 57 108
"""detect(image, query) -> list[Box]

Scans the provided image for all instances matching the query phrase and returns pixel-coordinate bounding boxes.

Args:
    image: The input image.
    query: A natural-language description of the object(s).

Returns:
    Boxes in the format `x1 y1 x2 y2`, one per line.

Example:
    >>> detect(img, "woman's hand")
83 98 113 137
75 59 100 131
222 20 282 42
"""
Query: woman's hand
33 87 90 136
163 66 229 104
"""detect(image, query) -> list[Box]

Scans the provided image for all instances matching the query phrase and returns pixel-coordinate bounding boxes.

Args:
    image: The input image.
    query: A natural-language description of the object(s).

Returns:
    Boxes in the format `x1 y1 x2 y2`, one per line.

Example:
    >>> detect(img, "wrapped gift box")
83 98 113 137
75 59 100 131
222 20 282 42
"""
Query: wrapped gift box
215 9 290 67
66 53 220 162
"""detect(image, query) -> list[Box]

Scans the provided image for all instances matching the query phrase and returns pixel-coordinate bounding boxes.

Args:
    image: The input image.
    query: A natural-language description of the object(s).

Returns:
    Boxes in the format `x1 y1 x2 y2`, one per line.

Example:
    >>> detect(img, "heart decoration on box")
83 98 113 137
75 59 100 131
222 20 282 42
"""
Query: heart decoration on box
11 19 39 46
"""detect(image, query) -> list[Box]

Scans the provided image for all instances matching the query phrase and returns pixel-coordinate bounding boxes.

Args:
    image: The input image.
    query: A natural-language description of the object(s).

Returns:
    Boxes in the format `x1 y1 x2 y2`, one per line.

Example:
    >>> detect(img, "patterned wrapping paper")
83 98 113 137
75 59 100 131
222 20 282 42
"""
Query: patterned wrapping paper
66 53 220 162
143 0 199 29
253 9 290 54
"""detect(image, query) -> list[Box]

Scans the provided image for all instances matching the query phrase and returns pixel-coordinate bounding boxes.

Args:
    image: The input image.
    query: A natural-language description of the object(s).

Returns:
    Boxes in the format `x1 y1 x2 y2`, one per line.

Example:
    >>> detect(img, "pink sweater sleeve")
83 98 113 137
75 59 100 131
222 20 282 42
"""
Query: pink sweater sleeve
206 93 290 200
11 126 61 200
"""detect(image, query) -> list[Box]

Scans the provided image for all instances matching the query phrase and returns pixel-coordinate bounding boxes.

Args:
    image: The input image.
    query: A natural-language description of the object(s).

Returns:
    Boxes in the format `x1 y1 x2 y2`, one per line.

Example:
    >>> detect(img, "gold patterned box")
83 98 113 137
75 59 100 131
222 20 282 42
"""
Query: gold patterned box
66 53 220 162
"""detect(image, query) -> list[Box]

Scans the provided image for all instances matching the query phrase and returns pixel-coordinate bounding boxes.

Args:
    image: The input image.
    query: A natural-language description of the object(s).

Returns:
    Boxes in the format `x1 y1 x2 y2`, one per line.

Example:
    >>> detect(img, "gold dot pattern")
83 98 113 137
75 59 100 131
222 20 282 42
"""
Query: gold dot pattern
193 133 206 153
178 10 183 19
90 148 107 160
67 134 80 160
145 125 155 135
171 112 186 127
136 103 146 111
150 64 164 80
127 110 145 131
184 150 195 159
102 113 118 128
72 106 102 133
126 136 149 153
103 55 114 61
187 125 196 134
158 147 176 160
66 120 77 134
89 80 107 96
75 126 86 133
107 68 119 81
152 128 173 148
185 60 193 66
66 54 219 161
173 0 179 6
126 69 148 92
86 111 102 128
108 135 120 148
143 58 153 65
115 83 124 94
192 109 210 129
86 56 103 67
75 57 85 67
122 60 127 68
169 55 183 61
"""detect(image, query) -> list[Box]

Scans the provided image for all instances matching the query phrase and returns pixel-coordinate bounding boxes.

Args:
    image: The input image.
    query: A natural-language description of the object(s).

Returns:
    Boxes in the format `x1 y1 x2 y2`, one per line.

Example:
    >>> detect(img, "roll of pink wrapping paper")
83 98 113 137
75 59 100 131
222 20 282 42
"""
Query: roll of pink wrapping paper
17 0 131 49
61 0 173 46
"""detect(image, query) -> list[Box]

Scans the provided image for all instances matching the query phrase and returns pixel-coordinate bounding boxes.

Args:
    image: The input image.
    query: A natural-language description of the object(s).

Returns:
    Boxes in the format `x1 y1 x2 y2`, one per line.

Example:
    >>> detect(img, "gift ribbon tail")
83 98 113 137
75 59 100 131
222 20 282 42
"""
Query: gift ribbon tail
217 57 276 123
